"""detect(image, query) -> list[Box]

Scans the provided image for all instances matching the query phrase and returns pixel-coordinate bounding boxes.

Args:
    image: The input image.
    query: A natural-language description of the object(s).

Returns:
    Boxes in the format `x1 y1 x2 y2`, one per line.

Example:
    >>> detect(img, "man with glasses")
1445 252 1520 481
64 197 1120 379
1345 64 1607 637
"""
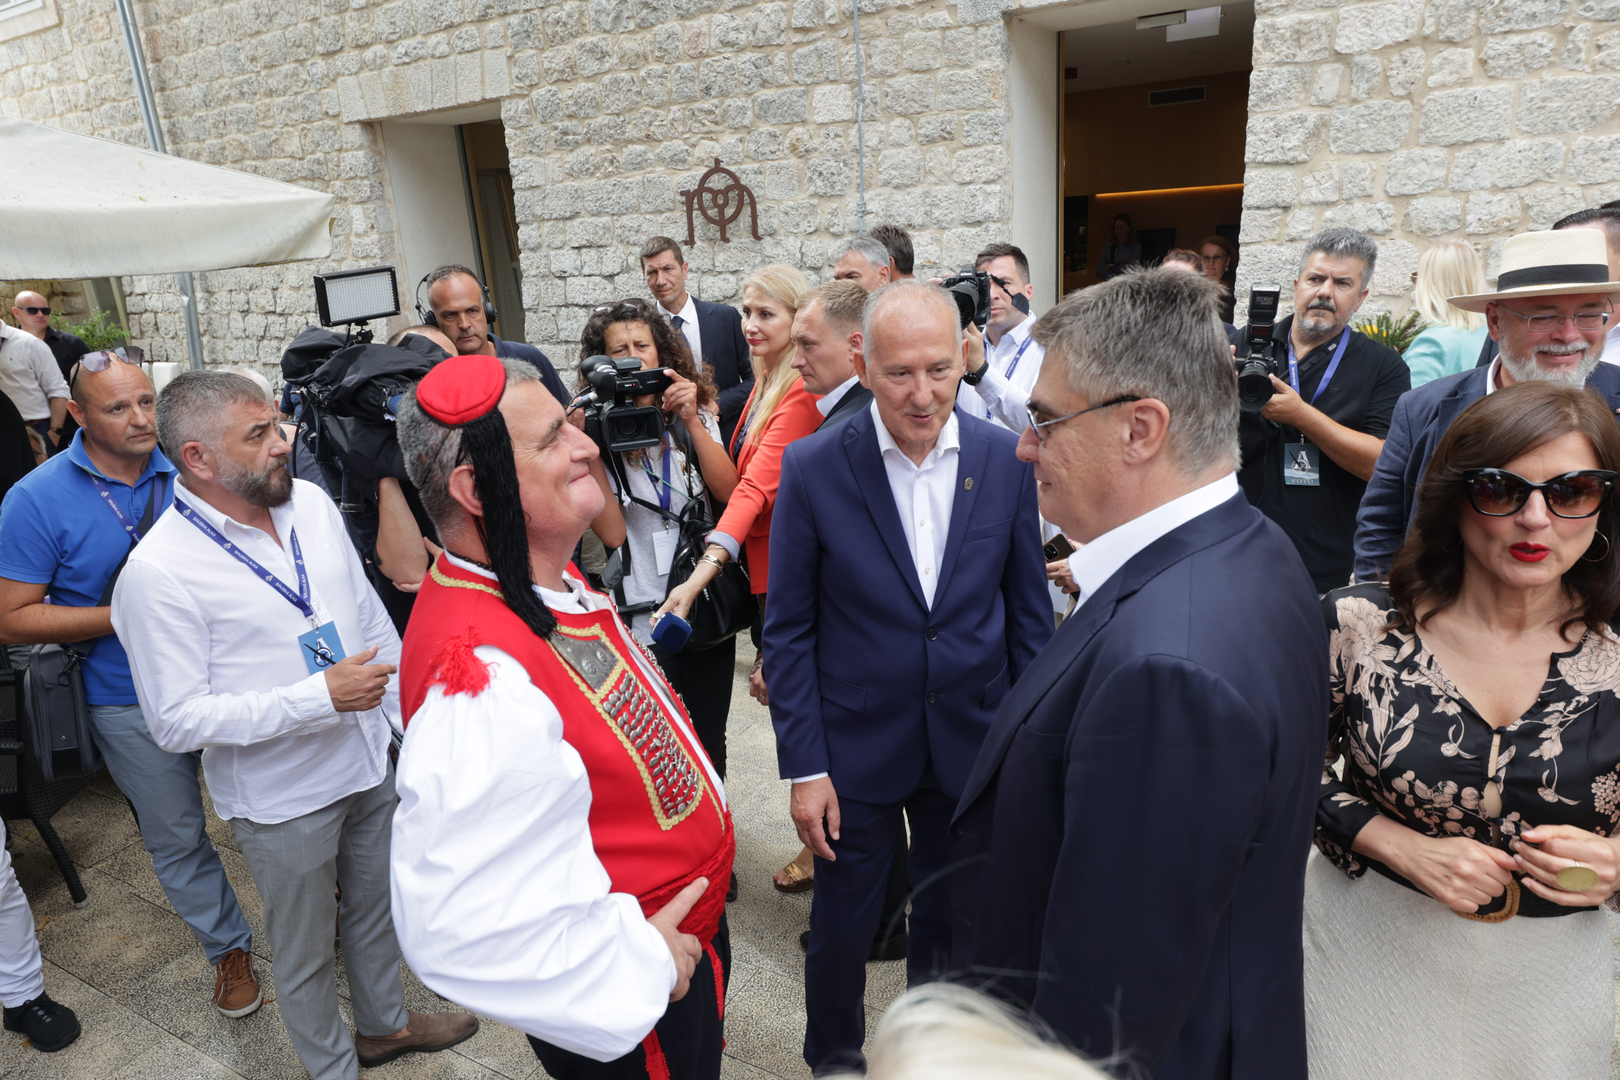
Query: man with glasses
0 349 262 1020
1199 236 1237 323
10 291 90 382
952 266 1326 1080
958 243 1045 434
0 302 70 455
763 280 1051 1073
1237 228 1411 594
1355 228 1620 580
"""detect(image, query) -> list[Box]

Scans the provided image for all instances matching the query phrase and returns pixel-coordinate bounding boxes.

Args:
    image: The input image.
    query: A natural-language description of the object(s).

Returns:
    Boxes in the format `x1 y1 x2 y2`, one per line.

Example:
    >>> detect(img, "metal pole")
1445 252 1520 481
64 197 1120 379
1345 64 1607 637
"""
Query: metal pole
852 0 867 235
115 0 205 371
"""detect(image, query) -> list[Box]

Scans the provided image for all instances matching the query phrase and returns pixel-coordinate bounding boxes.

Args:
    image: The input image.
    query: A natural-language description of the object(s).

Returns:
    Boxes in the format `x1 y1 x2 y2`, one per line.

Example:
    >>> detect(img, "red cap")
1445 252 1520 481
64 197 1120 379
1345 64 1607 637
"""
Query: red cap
415 354 506 427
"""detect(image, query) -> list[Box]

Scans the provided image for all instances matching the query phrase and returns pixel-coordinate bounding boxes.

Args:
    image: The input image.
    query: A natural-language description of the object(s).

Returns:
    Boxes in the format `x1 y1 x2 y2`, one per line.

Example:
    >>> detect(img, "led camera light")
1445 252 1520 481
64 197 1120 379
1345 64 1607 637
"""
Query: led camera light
314 266 400 327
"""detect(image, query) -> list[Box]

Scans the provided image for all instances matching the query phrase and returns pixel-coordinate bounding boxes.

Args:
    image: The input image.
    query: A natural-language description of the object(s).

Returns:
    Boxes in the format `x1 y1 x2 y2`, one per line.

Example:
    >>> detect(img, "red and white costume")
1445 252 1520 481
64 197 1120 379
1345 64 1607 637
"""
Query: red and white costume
390 551 733 1068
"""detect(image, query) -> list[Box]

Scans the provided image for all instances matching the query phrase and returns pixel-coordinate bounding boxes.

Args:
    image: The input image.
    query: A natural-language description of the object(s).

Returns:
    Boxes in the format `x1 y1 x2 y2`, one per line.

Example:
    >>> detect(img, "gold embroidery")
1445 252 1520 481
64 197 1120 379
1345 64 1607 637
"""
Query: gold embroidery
429 562 503 598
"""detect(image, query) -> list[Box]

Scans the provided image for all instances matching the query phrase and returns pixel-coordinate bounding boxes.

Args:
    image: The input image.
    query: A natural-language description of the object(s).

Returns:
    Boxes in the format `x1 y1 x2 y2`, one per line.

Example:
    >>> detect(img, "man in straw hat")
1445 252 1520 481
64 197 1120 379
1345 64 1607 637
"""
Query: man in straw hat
1354 229 1620 580
388 354 733 1080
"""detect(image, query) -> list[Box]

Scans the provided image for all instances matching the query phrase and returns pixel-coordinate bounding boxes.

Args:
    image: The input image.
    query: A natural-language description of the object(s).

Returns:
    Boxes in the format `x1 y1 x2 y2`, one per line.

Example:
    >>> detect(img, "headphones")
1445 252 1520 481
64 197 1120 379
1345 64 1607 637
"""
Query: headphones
414 271 498 330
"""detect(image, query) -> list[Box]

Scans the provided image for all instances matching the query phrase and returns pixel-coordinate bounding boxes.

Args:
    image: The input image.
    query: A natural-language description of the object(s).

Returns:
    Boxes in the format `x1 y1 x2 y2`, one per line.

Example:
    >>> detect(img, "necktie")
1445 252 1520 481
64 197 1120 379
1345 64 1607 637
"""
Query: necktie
671 314 685 332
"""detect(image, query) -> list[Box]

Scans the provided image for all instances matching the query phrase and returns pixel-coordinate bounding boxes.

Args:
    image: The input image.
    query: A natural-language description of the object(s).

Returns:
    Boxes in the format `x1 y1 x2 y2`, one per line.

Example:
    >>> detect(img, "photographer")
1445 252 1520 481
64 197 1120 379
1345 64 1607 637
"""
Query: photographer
577 299 740 785
1237 229 1410 593
958 243 1043 433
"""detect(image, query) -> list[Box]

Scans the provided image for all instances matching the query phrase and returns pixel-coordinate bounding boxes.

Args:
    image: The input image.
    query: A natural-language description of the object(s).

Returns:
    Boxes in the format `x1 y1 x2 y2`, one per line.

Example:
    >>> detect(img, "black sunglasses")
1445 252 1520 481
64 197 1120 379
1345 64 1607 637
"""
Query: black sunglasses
69 346 144 389
17 306 49 316
1460 468 1618 519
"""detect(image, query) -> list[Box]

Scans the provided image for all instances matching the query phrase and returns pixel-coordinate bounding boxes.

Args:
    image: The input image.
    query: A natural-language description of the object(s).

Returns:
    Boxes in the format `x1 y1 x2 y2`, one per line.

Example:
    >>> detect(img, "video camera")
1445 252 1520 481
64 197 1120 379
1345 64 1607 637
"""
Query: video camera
578 354 676 454
1236 283 1283 413
939 268 993 330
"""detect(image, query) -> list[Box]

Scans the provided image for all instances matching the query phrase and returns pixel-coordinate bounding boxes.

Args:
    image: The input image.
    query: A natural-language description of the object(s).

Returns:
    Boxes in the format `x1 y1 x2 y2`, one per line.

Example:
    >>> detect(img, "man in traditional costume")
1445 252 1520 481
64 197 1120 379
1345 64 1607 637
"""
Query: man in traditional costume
388 354 734 1080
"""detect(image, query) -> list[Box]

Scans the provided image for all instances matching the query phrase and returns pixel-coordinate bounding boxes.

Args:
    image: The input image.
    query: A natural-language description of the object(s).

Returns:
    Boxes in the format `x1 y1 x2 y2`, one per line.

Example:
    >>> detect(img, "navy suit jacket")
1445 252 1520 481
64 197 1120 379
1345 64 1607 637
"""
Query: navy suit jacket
1352 361 1620 580
763 405 1053 804
692 298 754 445
951 494 1327 1080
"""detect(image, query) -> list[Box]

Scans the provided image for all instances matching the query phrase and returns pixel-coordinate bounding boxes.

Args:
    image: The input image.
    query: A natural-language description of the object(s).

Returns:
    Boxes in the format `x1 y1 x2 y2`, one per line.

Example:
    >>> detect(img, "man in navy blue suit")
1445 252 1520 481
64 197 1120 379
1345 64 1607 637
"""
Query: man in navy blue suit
952 268 1328 1079
641 237 754 446
764 280 1052 1074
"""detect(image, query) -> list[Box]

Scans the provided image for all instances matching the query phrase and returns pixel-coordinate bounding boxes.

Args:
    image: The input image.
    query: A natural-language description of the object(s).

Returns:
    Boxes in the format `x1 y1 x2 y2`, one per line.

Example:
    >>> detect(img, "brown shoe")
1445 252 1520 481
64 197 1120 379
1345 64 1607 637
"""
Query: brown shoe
354 1010 479 1068
213 948 263 1018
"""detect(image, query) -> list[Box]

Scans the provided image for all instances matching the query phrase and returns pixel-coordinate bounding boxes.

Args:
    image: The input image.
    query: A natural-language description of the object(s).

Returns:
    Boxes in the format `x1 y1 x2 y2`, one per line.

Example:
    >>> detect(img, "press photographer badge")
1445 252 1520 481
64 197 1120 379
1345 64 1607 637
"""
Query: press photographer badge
298 622 348 675
1283 441 1321 487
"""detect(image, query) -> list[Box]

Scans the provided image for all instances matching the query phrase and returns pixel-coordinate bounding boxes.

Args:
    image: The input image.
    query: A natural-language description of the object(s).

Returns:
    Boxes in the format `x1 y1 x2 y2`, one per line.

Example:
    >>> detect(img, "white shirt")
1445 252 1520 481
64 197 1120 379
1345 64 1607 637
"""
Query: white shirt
111 479 400 824
815 375 861 418
390 555 724 1061
662 292 703 365
871 399 959 609
956 314 1044 432
0 322 69 422
1604 321 1620 364
1066 473 1240 611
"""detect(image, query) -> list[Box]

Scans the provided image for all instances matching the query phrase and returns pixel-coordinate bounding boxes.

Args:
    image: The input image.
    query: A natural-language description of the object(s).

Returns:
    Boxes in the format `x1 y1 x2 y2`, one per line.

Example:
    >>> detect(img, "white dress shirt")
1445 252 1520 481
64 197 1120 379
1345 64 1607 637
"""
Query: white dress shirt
871 399 960 609
1604 321 1620 365
111 479 400 824
1066 472 1240 611
391 556 724 1061
815 375 861 418
663 292 703 365
956 314 1044 432
0 322 69 422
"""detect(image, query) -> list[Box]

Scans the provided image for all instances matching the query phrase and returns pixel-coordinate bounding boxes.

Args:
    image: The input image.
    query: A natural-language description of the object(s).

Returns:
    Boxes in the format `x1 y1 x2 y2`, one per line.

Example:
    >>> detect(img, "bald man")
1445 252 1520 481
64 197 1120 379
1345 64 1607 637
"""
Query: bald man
0 299 69 454
12 291 89 382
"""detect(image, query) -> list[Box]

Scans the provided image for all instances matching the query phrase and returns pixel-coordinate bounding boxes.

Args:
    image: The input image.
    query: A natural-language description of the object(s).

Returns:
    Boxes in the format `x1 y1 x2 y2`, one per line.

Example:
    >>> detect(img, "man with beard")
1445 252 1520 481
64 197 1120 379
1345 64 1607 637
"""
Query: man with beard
1237 228 1410 593
112 371 476 1080
1354 228 1620 580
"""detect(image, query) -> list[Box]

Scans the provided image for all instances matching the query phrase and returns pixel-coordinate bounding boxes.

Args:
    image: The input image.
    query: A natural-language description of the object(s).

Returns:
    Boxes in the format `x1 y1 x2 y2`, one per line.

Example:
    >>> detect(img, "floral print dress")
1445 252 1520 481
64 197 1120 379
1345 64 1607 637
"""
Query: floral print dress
1319 583 1620 918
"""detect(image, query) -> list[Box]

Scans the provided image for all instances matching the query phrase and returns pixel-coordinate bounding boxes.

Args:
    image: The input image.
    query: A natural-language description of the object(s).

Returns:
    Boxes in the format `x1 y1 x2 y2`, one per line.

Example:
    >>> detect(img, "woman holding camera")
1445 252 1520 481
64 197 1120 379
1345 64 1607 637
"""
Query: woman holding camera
579 299 740 784
1308 382 1620 1079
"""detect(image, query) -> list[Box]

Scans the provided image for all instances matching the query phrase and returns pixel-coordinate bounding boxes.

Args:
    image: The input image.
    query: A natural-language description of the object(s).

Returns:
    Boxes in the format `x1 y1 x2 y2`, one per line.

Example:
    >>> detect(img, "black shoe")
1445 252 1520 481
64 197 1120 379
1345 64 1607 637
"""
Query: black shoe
727 873 738 903
3 992 81 1052
798 929 909 962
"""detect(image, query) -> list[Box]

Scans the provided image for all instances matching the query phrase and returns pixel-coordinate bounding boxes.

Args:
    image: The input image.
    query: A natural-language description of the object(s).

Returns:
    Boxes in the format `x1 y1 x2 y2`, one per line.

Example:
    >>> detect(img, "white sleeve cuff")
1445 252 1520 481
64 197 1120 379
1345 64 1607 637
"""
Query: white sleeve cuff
706 531 741 561
791 772 829 784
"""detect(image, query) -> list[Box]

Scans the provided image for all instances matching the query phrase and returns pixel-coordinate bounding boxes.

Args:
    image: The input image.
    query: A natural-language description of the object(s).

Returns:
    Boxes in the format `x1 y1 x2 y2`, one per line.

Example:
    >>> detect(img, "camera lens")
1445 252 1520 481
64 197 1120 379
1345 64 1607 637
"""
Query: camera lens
1236 361 1274 412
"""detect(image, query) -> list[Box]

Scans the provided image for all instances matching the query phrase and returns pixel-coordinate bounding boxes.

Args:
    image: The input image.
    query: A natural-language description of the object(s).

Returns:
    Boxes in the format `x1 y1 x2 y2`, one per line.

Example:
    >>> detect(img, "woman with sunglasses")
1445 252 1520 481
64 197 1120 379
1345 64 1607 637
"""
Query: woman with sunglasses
1307 382 1620 1079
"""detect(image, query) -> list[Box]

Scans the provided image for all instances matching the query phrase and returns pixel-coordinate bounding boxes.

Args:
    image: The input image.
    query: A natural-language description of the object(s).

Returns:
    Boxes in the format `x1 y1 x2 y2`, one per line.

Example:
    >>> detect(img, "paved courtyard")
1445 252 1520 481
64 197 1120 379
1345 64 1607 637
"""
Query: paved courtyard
0 648 905 1079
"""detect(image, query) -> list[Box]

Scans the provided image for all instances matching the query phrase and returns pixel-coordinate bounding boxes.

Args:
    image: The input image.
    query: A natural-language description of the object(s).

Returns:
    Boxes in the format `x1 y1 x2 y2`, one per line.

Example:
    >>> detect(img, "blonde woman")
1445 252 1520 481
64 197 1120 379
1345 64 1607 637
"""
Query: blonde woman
1404 240 1490 387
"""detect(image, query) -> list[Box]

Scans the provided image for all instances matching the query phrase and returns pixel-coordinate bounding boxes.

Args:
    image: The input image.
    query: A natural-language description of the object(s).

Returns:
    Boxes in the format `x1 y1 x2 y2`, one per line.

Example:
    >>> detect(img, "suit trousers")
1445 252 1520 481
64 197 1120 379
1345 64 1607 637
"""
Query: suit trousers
804 770 954 1074
230 773 409 1080
90 703 253 965
0 819 44 1007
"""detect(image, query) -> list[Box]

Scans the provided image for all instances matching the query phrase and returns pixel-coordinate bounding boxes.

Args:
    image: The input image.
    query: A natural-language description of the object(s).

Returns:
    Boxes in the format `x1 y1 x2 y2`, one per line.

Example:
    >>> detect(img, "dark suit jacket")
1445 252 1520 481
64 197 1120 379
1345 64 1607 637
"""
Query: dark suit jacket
763 405 1053 804
1352 361 1620 580
815 382 873 431
952 494 1327 1080
491 335 569 407
693 298 754 446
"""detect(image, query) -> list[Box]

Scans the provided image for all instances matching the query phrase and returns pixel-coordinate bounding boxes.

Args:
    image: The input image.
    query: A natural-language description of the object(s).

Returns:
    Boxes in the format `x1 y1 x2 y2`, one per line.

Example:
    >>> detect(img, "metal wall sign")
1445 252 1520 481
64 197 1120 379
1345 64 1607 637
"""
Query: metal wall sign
680 159 761 245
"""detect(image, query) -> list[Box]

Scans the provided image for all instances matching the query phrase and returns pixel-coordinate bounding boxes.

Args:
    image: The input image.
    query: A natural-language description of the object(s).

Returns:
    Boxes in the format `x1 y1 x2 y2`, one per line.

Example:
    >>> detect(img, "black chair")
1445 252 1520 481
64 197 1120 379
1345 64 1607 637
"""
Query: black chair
0 655 94 907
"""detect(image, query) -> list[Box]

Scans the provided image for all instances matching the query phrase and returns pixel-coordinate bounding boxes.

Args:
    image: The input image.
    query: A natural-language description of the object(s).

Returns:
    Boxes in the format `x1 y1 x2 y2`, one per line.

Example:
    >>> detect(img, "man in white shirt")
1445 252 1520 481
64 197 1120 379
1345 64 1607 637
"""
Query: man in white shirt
957 242 1045 433
0 319 69 452
641 236 753 443
112 371 475 1080
951 267 1327 1079
792 280 873 431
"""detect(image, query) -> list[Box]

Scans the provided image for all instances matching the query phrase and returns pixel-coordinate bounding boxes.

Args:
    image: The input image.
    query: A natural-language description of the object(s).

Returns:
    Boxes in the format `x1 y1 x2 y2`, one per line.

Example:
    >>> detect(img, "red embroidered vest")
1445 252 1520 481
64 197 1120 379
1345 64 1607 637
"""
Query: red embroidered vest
400 555 733 939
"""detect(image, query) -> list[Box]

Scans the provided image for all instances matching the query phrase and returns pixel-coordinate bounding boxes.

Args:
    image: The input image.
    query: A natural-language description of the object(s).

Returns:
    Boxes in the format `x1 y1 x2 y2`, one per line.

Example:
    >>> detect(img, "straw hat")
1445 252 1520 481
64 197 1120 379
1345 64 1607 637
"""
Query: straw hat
1449 229 1620 312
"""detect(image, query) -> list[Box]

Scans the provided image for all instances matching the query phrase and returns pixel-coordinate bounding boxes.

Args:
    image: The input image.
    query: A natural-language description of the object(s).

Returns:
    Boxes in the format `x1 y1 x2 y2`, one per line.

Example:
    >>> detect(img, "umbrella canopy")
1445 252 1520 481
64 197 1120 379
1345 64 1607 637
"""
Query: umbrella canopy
0 117 334 280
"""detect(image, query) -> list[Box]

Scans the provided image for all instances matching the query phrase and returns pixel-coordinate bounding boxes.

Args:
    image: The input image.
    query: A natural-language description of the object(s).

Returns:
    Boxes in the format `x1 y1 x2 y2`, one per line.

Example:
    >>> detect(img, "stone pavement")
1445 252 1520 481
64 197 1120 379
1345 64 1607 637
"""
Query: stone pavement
0 648 905 1079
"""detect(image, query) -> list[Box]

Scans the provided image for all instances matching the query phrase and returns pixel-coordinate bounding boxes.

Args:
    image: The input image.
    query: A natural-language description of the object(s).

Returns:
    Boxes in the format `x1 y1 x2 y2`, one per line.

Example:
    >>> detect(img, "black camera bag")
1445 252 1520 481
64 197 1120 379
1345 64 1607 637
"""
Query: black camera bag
22 643 102 782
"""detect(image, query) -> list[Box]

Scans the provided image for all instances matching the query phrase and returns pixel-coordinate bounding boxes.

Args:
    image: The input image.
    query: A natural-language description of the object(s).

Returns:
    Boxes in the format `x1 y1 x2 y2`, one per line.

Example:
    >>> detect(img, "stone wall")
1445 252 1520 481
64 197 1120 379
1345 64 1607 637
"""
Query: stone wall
1236 0 1620 323
1 0 1018 374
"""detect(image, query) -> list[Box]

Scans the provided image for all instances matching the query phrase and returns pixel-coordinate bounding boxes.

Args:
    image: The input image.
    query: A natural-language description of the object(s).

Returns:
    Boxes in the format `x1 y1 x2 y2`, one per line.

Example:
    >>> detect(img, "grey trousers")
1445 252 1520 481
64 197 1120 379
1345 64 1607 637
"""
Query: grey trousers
230 773 409 1080
90 703 252 964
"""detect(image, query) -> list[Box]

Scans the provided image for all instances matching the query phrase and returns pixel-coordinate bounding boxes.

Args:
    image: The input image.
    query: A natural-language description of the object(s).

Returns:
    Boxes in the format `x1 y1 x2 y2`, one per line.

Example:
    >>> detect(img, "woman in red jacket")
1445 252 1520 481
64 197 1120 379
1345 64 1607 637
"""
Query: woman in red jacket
659 262 823 891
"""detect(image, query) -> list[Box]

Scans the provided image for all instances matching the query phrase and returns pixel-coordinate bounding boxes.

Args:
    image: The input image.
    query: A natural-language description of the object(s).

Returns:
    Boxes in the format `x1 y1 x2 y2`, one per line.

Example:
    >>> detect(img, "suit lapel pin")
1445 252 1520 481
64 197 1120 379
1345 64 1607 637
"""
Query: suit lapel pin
964 477 973 491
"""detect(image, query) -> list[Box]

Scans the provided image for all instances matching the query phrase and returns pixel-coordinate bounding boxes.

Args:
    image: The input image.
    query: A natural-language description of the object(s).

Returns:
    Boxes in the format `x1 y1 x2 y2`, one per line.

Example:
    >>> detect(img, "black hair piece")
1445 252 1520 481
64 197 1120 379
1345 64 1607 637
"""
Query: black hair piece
458 407 558 641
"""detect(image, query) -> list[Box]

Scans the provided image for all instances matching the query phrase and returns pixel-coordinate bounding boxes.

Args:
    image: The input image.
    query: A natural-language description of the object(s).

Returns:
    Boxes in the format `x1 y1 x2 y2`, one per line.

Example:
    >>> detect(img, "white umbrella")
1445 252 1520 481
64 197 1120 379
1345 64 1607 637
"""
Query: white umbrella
0 117 334 280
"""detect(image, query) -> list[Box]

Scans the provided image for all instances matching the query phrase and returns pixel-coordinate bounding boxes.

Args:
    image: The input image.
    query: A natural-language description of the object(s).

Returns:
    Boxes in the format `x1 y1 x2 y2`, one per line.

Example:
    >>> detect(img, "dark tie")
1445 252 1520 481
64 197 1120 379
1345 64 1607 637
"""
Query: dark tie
671 314 685 332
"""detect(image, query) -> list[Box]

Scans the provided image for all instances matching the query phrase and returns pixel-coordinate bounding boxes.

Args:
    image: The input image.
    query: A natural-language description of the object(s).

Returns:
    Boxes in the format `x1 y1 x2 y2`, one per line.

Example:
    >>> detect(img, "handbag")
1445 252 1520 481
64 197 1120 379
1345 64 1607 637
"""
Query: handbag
21 642 103 782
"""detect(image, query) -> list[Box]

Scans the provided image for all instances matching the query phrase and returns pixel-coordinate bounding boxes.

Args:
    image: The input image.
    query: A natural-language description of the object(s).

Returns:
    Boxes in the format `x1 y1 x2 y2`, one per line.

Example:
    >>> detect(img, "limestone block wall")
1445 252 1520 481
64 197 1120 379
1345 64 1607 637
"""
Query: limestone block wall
1236 0 1620 324
1 0 1018 373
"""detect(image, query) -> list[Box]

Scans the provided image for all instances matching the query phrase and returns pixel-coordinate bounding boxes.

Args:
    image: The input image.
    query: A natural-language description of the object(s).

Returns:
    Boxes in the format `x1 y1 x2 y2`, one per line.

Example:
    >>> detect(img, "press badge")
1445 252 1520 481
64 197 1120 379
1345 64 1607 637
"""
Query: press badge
1283 442 1321 487
653 527 677 576
298 622 348 674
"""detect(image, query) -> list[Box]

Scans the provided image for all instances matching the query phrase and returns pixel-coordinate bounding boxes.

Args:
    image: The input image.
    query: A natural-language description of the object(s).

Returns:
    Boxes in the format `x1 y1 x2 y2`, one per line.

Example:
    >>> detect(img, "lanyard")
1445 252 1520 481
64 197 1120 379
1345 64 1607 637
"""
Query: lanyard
639 433 675 512
88 473 165 543
174 498 317 623
1003 333 1036 381
1287 327 1351 407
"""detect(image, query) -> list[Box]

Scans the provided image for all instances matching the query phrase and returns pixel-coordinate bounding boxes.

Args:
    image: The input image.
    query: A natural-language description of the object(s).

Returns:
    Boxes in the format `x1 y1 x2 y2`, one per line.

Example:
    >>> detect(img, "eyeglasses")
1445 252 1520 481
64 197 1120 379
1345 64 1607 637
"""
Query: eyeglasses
16 306 49 316
1024 395 1142 443
1199 253 1229 263
69 346 144 389
1460 468 1618 519
594 299 658 315
1495 306 1612 333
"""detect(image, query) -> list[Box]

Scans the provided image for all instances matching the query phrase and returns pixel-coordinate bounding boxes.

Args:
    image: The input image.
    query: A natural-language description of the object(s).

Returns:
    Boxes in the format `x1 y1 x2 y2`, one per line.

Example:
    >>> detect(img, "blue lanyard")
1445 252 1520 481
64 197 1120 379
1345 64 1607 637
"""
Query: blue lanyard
174 498 316 622
639 434 675 511
1287 327 1351 407
88 473 165 543
1003 334 1036 381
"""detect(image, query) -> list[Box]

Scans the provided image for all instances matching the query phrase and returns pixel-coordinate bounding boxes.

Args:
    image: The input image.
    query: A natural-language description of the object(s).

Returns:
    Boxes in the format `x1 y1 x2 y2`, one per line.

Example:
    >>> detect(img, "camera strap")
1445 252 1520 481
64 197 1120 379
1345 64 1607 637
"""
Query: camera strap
1286 326 1351 408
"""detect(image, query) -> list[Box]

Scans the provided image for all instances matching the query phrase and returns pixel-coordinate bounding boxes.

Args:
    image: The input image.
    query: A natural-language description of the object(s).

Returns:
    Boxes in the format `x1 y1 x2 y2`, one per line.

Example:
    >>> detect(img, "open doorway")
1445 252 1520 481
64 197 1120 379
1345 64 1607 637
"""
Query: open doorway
1056 3 1253 299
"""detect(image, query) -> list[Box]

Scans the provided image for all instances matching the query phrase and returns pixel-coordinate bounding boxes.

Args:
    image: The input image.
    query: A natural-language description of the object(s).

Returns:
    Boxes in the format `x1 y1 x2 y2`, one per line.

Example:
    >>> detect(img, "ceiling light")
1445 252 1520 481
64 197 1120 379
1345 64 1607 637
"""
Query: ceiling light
1136 10 1186 29
1167 5 1221 41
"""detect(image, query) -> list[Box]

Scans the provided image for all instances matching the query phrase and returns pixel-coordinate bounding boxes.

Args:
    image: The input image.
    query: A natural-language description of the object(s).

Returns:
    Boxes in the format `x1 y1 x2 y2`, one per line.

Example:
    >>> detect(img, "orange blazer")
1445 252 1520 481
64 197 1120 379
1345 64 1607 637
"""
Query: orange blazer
718 377 824 593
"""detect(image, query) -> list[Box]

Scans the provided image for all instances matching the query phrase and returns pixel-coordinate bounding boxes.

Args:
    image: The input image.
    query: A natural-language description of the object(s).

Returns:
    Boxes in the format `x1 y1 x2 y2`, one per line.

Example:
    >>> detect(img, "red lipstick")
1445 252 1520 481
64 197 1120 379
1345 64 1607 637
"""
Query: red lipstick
1510 543 1550 562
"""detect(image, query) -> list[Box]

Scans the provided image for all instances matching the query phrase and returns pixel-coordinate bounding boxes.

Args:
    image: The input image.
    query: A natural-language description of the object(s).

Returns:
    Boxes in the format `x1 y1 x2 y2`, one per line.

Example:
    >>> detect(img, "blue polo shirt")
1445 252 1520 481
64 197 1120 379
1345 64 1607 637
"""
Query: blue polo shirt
0 430 176 705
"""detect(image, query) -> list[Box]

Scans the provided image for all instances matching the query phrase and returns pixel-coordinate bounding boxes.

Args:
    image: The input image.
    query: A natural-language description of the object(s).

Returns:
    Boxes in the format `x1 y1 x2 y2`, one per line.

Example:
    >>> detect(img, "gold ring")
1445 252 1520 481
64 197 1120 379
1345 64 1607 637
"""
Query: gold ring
1557 861 1599 892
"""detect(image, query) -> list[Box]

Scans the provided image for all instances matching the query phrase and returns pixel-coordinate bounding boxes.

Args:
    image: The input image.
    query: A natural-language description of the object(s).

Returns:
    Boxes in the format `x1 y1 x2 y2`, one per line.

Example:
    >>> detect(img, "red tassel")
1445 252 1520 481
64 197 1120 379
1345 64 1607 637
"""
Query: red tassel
429 637 491 699
641 1030 672 1080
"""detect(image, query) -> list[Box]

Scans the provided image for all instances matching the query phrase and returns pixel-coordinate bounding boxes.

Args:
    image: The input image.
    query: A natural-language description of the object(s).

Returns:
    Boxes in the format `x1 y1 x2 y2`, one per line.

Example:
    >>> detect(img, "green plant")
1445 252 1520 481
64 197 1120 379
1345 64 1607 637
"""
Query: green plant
1352 310 1426 355
49 308 128 352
